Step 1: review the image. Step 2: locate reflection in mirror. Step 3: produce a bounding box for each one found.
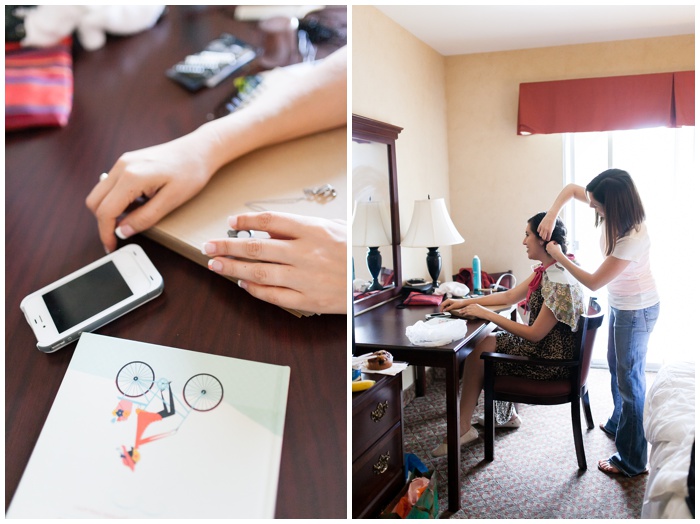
[352,142,393,290]
[352,115,403,314]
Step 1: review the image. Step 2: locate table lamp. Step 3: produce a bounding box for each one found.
[352,198,392,291]
[401,196,464,290]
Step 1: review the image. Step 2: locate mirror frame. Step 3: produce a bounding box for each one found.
[352,114,403,314]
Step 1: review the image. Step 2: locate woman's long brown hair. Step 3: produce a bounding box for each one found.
[585,169,646,256]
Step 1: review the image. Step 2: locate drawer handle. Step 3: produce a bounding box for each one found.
[373,452,390,475]
[371,401,388,422]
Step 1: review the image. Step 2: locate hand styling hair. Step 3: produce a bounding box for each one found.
[585,168,646,256]
[528,212,569,254]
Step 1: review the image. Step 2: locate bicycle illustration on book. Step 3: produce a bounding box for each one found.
[111,361,224,471]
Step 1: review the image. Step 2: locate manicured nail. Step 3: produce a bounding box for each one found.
[238,279,248,290]
[115,224,135,240]
[201,242,216,255]
[228,216,239,228]
[208,259,223,272]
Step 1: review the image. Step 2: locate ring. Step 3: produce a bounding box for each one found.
[99,172,109,181]
[227,229,253,238]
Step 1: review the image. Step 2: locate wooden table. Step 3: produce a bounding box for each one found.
[353,297,501,515]
[5,6,347,518]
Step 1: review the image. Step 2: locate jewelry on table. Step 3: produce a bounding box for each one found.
[227,229,253,238]
[245,184,337,212]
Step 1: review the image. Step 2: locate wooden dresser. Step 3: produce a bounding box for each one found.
[352,372,405,518]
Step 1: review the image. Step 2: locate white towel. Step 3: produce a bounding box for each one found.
[433,281,469,297]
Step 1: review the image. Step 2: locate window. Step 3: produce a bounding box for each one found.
[564,126,696,369]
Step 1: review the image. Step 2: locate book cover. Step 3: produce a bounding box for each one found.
[7,333,291,519]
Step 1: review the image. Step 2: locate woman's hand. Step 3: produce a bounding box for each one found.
[202,212,347,314]
[85,133,217,253]
[545,241,567,263]
[440,298,468,312]
[537,212,558,241]
[456,304,494,320]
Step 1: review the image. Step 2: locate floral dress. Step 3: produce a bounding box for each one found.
[491,263,585,424]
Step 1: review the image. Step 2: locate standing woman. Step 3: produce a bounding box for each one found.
[539,168,659,477]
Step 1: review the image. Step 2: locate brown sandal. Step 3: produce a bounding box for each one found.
[598,424,615,437]
[598,459,621,474]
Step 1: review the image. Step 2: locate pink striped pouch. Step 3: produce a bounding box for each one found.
[5,37,74,131]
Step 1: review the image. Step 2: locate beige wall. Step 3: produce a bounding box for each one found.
[353,6,455,283]
[446,35,695,281]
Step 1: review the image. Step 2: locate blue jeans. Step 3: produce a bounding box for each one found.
[601,303,660,476]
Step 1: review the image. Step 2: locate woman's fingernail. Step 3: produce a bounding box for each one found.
[208,259,223,272]
[201,242,216,255]
[238,279,248,290]
[115,224,135,240]
[228,216,239,228]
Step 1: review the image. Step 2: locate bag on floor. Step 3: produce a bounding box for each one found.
[381,469,438,519]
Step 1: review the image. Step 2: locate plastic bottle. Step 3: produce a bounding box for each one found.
[472,255,481,294]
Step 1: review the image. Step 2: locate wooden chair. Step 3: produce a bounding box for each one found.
[480,298,604,470]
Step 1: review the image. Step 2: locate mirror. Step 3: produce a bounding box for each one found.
[352,114,403,314]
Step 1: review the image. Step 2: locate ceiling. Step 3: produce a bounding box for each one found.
[373,5,696,56]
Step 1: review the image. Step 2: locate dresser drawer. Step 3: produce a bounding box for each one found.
[352,373,402,462]
[352,422,404,519]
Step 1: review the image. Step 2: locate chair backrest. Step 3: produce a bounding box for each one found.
[574,298,605,389]
[452,269,514,292]
[490,270,515,291]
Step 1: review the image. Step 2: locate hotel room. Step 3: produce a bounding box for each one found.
[352,5,695,519]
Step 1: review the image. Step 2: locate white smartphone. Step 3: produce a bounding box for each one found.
[20,244,164,353]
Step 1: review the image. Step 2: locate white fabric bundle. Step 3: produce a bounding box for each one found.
[17,5,165,51]
[406,318,467,347]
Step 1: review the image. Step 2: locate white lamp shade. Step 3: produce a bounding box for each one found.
[402,197,464,247]
[352,200,392,247]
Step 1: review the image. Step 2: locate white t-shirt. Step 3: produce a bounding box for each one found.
[601,222,659,310]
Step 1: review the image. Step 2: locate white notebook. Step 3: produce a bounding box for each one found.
[7,333,291,519]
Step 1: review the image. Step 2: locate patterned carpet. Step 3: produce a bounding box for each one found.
[402,367,656,519]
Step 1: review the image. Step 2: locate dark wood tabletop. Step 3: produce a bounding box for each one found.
[5,6,347,518]
[354,298,490,361]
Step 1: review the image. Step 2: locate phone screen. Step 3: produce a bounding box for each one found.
[42,261,133,333]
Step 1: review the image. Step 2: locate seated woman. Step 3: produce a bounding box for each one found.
[432,212,585,457]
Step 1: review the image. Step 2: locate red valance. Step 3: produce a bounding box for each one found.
[518,71,694,135]
[673,71,695,127]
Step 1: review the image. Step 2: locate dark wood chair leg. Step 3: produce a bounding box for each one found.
[484,362,495,462]
[570,399,587,470]
[581,387,594,430]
